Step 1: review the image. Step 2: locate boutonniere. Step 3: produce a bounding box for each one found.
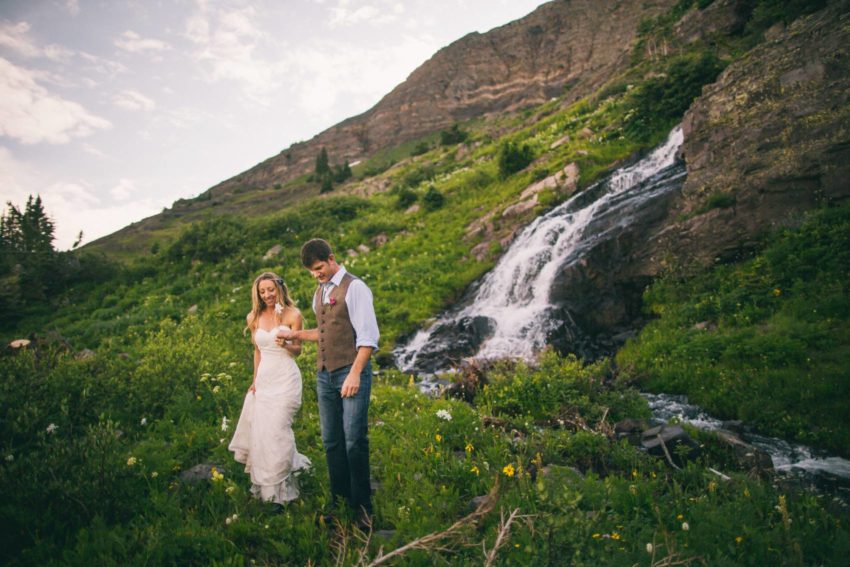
[328,297,337,307]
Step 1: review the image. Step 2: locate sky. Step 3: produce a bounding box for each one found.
[1,0,546,250]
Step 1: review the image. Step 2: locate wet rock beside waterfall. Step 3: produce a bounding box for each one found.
[712,429,774,476]
[641,424,700,465]
[407,316,494,373]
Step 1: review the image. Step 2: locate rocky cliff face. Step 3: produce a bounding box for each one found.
[209,0,676,198]
[546,0,850,358]
[661,0,850,268]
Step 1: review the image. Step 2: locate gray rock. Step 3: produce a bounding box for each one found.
[179,463,226,484]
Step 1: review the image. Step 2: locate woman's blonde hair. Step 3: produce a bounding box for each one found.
[245,271,294,335]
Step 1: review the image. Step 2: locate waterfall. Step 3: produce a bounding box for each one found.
[396,126,685,372]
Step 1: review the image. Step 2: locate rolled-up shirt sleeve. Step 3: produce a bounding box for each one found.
[345,279,380,350]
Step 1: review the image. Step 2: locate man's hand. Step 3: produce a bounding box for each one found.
[341,372,361,398]
[276,328,296,341]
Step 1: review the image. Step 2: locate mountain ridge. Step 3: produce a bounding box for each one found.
[88,0,677,255]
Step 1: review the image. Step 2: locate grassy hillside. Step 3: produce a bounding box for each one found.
[2,1,849,564]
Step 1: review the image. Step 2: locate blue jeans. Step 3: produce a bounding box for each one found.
[316,361,372,515]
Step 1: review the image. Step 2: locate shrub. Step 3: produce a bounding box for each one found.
[439,124,467,146]
[422,186,445,211]
[497,141,535,179]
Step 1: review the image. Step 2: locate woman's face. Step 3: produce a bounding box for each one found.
[258,279,277,308]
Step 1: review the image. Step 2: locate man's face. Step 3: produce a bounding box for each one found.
[308,256,338,283]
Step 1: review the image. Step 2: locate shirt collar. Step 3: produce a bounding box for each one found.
[328,265,347,287]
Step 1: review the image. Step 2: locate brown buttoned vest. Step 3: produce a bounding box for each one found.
[314,272,360,371]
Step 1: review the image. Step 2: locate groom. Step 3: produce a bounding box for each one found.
[277,238,379,528]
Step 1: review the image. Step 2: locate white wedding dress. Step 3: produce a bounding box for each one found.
[229,325,311,503]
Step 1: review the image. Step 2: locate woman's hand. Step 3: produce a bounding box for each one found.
[248,382,256,394]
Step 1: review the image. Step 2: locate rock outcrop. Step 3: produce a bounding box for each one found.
[663,0,850,267]
[214,0,675,197]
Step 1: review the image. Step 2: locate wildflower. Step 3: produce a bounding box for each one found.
[5,454,13,462]
[465,442,474,453]
[592,533,601,539]
[221,416,229,431]
[46,423,58,434]
[140,417,148,426]
[682,522,689,531]
[611,533,621,540]
[196,395,202,401]
[127,456,137,466]
[744,488,750,497]
[200,373,210,382]
[629,484,637,495]
[436,409,452,421]
[470,465,480,475]
[219,438,225,443]
[226,486,236,494]
[211,467,224,482]
[773,288,781,297]
[676,514,683,520]
[646,543,653,554]
[435,433,442,442]
[708,481,717,493]
[502,463,515,477]
[212,385,221,394]
[632,469,638,478]
[735,536,743,544]
[264,524,269,529]
[151,471,159,478]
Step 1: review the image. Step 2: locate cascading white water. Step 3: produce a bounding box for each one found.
[396,126,684,371]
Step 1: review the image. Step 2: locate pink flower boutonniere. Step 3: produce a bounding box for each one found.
[328,297,337,307]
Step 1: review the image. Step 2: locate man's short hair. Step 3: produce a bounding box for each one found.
[301,238,334,267]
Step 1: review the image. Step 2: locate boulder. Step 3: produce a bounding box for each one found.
[179,463,227,484]
[262,244,283,260]
[641,424,700,464]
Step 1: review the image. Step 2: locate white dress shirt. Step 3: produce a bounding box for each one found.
[315,265,380,350]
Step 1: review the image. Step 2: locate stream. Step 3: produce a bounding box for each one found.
[394,125,850,499]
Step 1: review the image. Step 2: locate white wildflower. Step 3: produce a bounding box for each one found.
[646,543,653,554]
[212,385,221,394]
[140,417,147,426]
[5,454,13,462]
[127,456,137,466]
[46,423,58,434]
[436,409,452,421]
[221,416,229,432]
[682,522,689,531]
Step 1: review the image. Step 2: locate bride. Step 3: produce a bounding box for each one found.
[229,271,311,505]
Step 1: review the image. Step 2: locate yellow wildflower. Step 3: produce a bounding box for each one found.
[502,463,515,477]
[435,433,442,442]
[465,442,474,453]
[210,467,224,482]
[735,536,743,544]
[470,465,480,475]
[676,514,684,521]
[127,456,137,466]
[611,533,621,540]
[773,288,781,297]
[592,533,601,539]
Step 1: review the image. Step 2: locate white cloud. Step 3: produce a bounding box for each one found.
[0,57,112,144]
[79,51,128,76]
[65,0,80,17]
[40,180,160,249]
[113,89,156,111]
[185,2,278,105]
[281,34,436,118]
[328,1,402,29]
[110,178,135,200]
[0,20,75,61]
[0,21,40,57]
[114,30,171,54]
